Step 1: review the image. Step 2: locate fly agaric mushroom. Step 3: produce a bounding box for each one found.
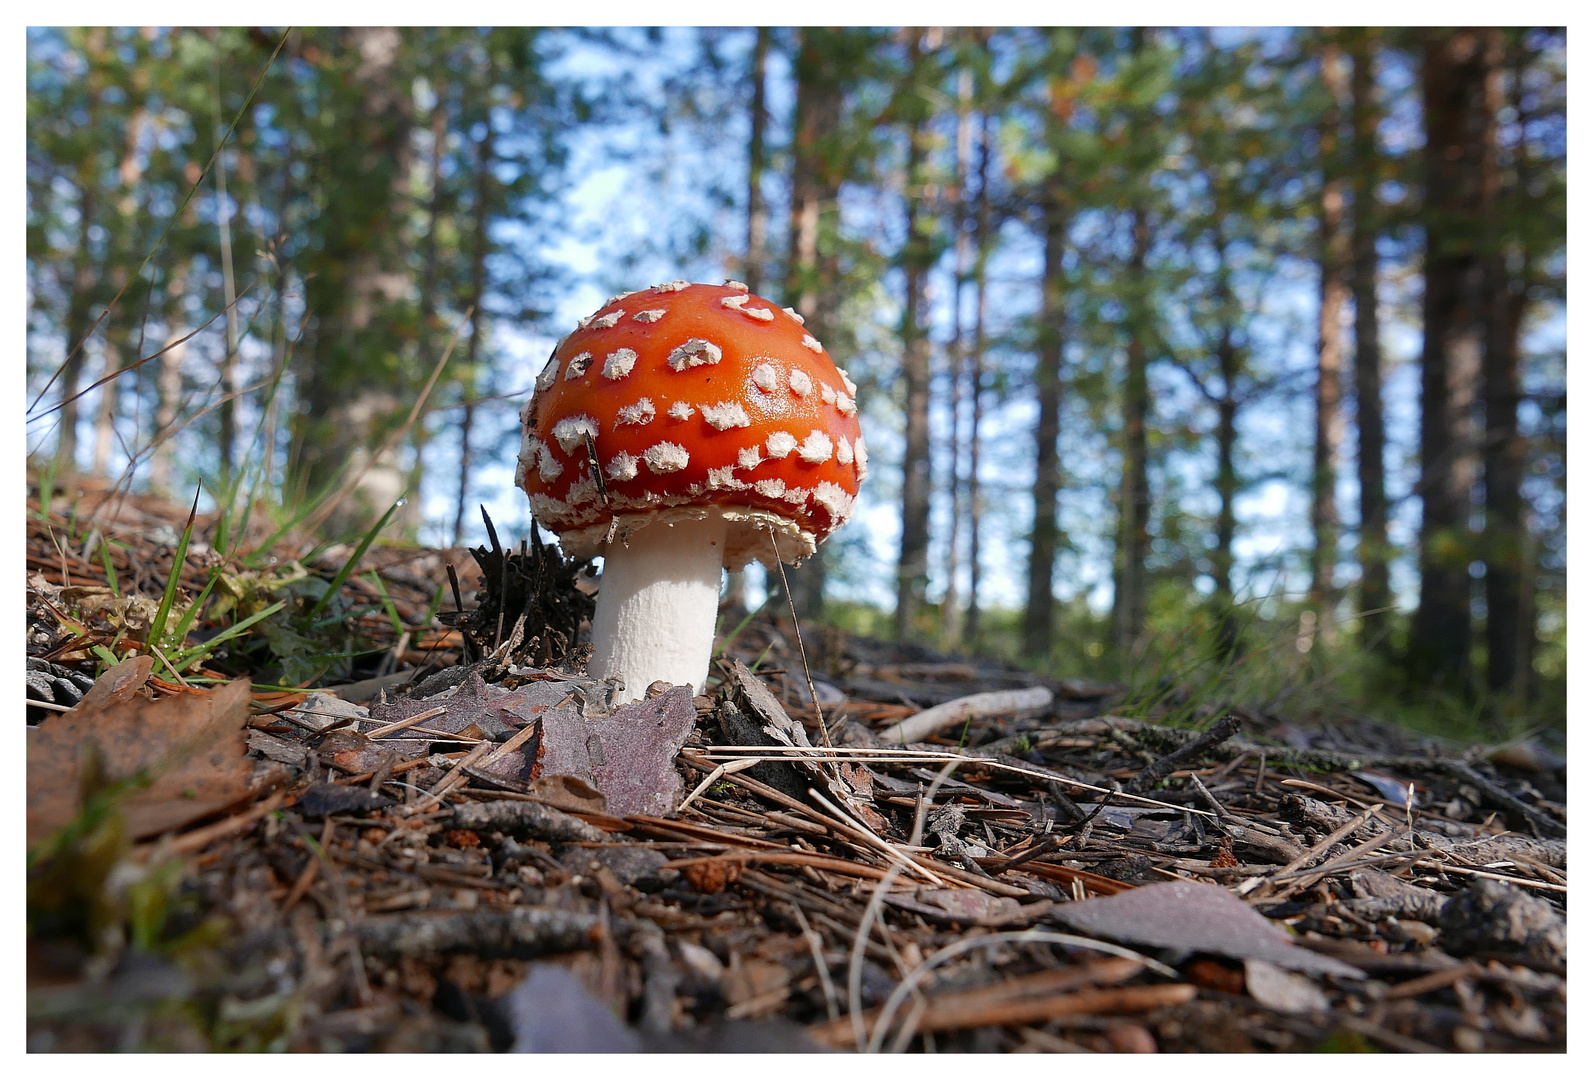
[518,281,866,701]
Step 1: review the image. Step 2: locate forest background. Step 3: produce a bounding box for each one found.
[23,26,1567,735]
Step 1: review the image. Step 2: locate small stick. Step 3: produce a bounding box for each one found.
[478,717,542,770]
[878,686,1054,746]
[385,725,483,743]
[1188,772,1231,824]
[1122,714,1242,795]
[1268,803,1384,879]
[364,705,448,739]
[1383,964,1480,1001]
[788,902,841,1023]
[334,755,431,787]
[988,835,1060,873]
[156,789,287,857]
[410,742,495,812]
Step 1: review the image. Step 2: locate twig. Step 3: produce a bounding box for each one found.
[878,686,1053,746]
[363,706,449,738]
[699,744,1218,819]
[1121,713,1242,794]
[150,789,287,857]
[862,930,1180,1054]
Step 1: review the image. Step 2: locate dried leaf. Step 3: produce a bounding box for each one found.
[27,679,274,844]
[1245,959,1330,1014]
[1052,880,1365,980]
[315,730,392,775]
[522,774,607,815]
[885,888,1035,926]
[73,654,154,711]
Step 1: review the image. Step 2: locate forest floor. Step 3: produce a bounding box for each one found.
[25,482,1567,1053]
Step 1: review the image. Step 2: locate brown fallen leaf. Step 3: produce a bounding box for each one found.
[1051,879,1366,980]
[1244,958,1330,1014]
[884,887,1034,927]
[73,654,155,712]
[523,774,608,815]
[27,678,280,845]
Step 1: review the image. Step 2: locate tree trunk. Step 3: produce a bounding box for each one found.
[1209,225,1243,662]
[743,27,769,296]
[964,110,992,646]
[722,27,771,618]
[895,35,934,642]
[292,27,415,534]
[92,336,122,478]
[211,31,241,481]
[1409,29,1495,694]
[454,128,493,547]
[55,114,104,480]
[1023,186,1068,659]
[1481,27,1527,698]
[92,101,151,482]
[1113,206,1152,657]
[1348,28,1392,652]
[1213,337,1239,609]
[1310,37,1349,617]
[941,66,973,650]
[150,265,192,498]
[403,80,449,539]
[780,28,845,621]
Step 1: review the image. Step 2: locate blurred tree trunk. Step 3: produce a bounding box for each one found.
[410,78,448,539]
[1410,29,1496,694]
[149,265,191,497]
[1113,205,1152,657]
[1482,28,1528,698]
[1210,222,1243,660]
[93,101,150,481]
[1023,182,1068,659]
[963,110,992,647]
[1213,335,1239,607]
[723,27,770,618]
[54,30,108,481]
[1112,28,1154,660]
[293,27,415,534]
[781,28,844,621]
[211,32,241,481]
[895,32,935,642]
[1310,36,1349,617]
[454,127,493,546]
[743,28,769,297]
[1348,28,1391,653]
[941,66,974,650]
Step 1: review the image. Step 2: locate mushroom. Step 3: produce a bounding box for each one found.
[519,281,866,701]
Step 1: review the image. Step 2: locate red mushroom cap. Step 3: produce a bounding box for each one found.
[518,281,866,568]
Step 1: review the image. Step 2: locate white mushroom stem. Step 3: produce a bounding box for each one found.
[588,512,729,703]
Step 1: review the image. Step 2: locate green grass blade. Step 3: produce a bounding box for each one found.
[365,571,405,637]
[166,571,221,649]
[147,487,201,652]
[35,455,59,521]
[169,599,287,672]
[100,540,120,597]
[307,499,403,620]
